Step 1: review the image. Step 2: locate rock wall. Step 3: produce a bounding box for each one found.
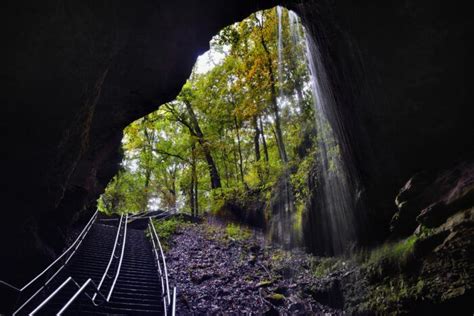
[296,0,474,249]
[353,161,474,314]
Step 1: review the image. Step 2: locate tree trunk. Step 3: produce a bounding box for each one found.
[253,116,261,162]
[194,172,199,216]
[190,143,198,217]
[190,178,195,217]
[183,100,221,189]
[259,116,269,162]
[222,129,231,186]
[234,116,245,183]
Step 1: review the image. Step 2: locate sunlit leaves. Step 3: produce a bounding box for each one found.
[99,7,321,217]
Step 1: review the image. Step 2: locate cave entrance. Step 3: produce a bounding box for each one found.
[99,7,358,256]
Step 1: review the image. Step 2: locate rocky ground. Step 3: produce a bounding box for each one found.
[164,161,474,315]
[166,218,346,315]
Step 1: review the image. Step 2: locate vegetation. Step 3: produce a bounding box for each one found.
[312,257,346,278]
[366,236,417,267]
[225,223,252,241]
[363,275,426,314]
[149,216,190,250]
[97,7,324,243]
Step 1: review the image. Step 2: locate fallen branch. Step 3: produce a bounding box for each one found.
[258,288,273,308]
[259,263,272,279]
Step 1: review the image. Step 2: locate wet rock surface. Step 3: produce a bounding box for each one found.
[166,221,343,314]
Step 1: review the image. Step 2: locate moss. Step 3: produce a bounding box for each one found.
[202,223,220,241]
[312,257,345,278]
[292,202,304,234]
[365,235,417,274]
[225,223,252,241]
[270,249,287,264]
[416,224,435,239]
[365,275,428,314]
[415,279,425,295]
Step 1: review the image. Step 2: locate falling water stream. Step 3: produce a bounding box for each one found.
[298,12,357,254]
[269,6,296,248]
[277,6,284,95]
[273,8,357,255]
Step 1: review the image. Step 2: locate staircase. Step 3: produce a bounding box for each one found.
[9,214,171,315]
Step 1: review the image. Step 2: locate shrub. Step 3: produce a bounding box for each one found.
[149,216,189,250]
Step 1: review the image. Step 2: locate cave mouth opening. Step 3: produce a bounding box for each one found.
[99,6,360,256]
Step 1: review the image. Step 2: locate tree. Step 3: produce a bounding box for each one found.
[99,6,321,246]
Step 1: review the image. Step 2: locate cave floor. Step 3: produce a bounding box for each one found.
[166,219,343,314]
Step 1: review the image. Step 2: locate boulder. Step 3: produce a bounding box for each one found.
[417,182,474,228]
[391,161,474,237]
[310,279,344,309]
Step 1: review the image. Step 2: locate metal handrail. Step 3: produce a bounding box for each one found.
[0,280,21,292]
[149,228,167,315]
[107,214,128,301]
[30,215,129,315]
[57,278,106,316]
[92,214,124,302]
[57,279,93,315]
[11,210,99,315]
[29,277,108,315]
[29,277,74,315]
[149,218,171,305]
[149,217,179,316]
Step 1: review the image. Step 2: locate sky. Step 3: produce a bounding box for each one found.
[194,45,229,74]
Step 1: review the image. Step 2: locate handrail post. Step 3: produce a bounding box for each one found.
[171,287,177,316]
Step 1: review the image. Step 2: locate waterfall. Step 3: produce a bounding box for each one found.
[288,11,302,44]
[276,6,283,97]
[269,6,297,248]
[289,11,357,255]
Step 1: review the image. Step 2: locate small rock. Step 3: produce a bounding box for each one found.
[256,280,273,288]
[275,285,289,295]
[266,293,286,305]
[250,244,261,253]
[191,273,215,284]
[248,254,257,264]
[289,302,305,312]
[264,306,279,316]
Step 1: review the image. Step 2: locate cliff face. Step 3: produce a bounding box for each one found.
[297,0,474,248]
[0,0,472,283]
